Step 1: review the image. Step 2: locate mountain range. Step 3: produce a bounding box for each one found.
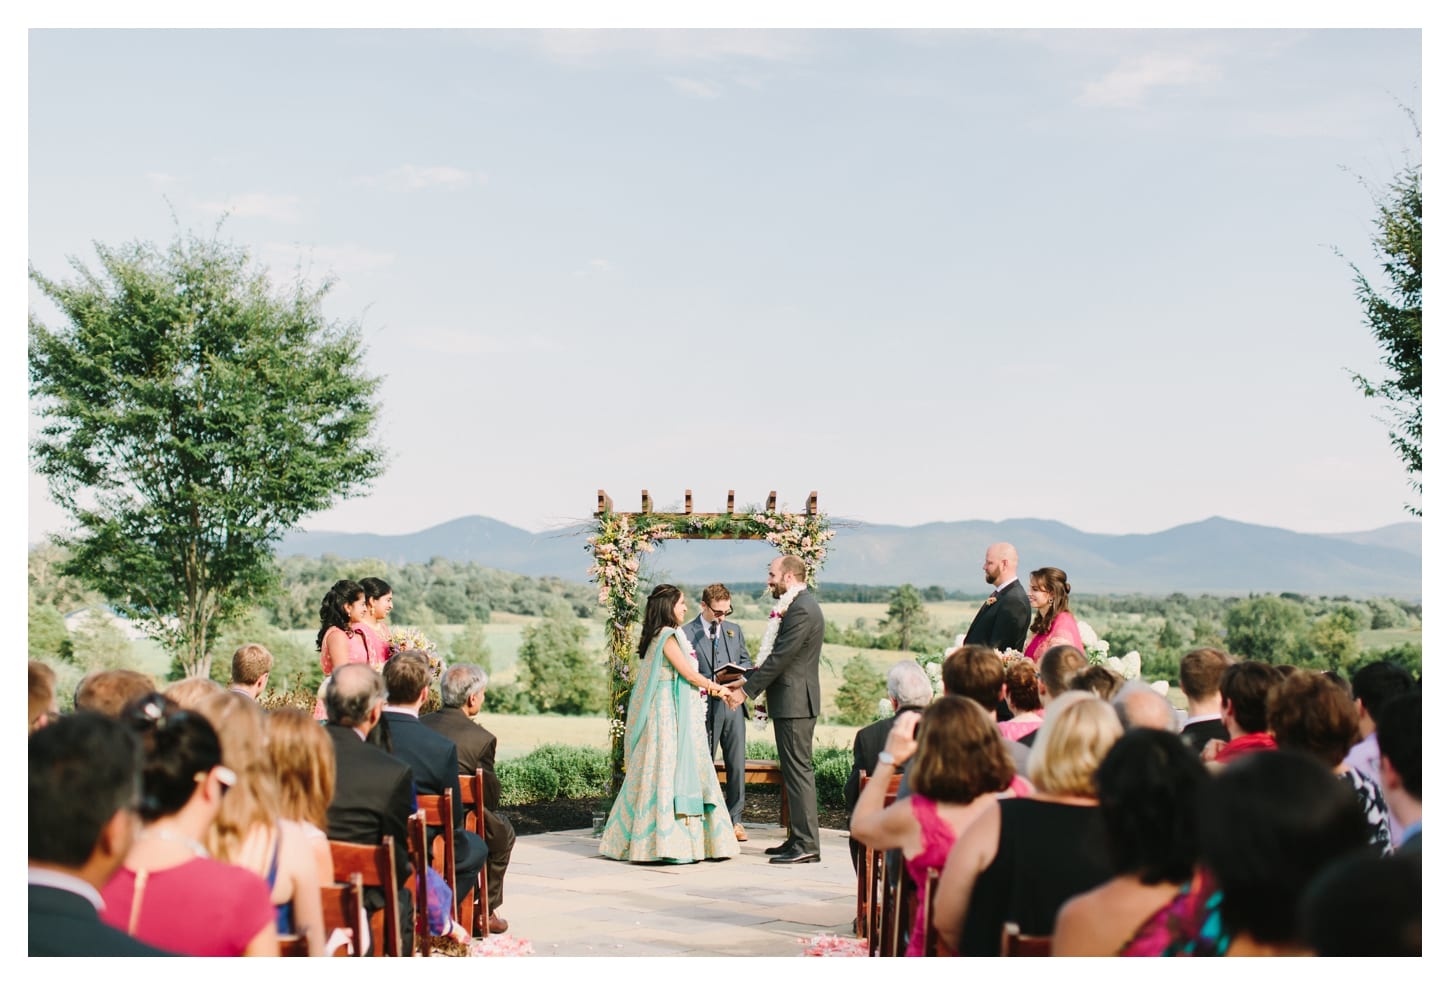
[276,515,1422,598]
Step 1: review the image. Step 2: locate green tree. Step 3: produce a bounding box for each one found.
[517,606,603,714]
[28,601,73,662]
[449,615,494,674]
[879,584,931,652]
[1347,156,1421,513]
[1305,609,1363,674]
[834,653,886,726]
[1157,619,1184,654]
[1224,596,1307,663]
[67,608,138,671]
[29,230,385,679]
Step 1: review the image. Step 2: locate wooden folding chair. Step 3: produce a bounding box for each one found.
[1000,921,1053,957]
[329,836,403,956]
[883,861,916,957]
[407,810,432,956]
[318,872,367,957]
[920,867,948,957]
[456,769,492,937]
[853,768,902,954]
[277,934,308,957]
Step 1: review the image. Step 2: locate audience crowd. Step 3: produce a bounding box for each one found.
[28,547,1421,957]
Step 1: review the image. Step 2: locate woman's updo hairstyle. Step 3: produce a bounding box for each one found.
[317,578,365,651]
[360,576,392,603]
[122,693,224,822]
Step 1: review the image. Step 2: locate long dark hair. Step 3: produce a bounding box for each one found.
[317,579,365,652]
[1028,566,1072,637]
[636,584,683,659]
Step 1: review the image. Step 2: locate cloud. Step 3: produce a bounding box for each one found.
[256,241,397,283]
[197,192,304,222]
[509,29,812,68]
[666,75,723,99]
[356,164,487,191]
[409,326,565,356]
[1077,51,1222,107]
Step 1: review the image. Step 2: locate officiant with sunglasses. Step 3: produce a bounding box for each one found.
[683,583,755,843]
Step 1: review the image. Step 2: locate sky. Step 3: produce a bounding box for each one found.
[19,12,1428,550]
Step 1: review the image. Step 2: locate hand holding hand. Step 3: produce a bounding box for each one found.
[724,687,747,711]
[1201,738,1226,763]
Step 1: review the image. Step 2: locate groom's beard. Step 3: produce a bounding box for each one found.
[770,584,785,599]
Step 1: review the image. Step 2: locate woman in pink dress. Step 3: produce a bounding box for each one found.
[313,579,372,719]
[1024,566,1082,663]
[850,696,1021,956]
[356,576,394,667]
[999,658,1045,742]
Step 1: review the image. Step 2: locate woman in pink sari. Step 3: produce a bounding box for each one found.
[313,579,372,719]
[1024,567,1082,663]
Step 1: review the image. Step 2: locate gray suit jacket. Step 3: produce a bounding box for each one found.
[743,590,823,719]
[683,614,753,681]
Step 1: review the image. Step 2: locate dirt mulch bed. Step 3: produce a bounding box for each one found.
[505,788,851,836]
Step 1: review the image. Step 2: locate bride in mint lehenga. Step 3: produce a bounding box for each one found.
[600,584,741,864]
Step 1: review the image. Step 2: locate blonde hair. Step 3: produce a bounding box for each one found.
[1026,691,1122,797]
[163,676,224,710]
[267,707,336,831]
[194,690,281,870]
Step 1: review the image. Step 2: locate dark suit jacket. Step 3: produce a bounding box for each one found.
[325,723,415,896]
[1180,717,1230,756]
[29,883,173,956]
[421,706,502,811]
[964,580,1031,653]
[743,590,823,718]
[373,711,468,832]
[843,706,922,818]
[683,614,753,681]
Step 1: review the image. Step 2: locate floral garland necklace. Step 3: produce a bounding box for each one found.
[755,584,806,665]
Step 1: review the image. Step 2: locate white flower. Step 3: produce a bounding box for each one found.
[877,698,894,720]
[1077,620,1098,647]
[1149,680,1170,696]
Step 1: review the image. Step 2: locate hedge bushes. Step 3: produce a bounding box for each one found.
[497,740,851,811]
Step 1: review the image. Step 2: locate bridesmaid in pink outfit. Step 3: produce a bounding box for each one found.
[1023,567,1082,663]
[356,576,394,667]
[313,579,371,719]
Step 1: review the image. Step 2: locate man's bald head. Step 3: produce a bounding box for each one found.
[325,663,386,729]
[1113,683,1179,732]
[982,542,1019,588]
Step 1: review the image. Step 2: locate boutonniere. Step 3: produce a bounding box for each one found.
[984,596,997,607]
[726,629,736,638]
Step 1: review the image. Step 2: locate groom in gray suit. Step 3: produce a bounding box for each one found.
[726,554,825,864]
[682,583,753,843]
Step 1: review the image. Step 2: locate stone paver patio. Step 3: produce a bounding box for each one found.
[491,820,858,957]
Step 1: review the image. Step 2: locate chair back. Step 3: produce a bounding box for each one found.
[855,768,903,955]
[277,933,308,957]
[329,836,403,956]
[1001,921,1053,957]
[318,872,367,957]
[457,769,486,836]
[454,770,490,936]
[407,811,432,956]
[921,867,946,957]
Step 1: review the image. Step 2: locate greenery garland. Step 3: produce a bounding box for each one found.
[587,506,835,797]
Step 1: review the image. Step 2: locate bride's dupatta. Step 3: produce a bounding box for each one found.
[626,627,710,818]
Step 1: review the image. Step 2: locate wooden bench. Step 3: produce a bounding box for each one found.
[715,759,788,828]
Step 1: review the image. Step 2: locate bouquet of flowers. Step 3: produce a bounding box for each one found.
[388,627,444,678]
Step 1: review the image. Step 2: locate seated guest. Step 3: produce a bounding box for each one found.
[74,669,156,718]
[229,643,275,700]
[851,696,1022,956]
[1070,665,1125,702]
[29,660,59,733]
[422,662,517,932]
[1205,660,1278,765]
[843,659,933,874]
[101,695,278,956]
[1346,661,1416,844]
[1268,669,1392,855]
[1177,647,1232,755]
[1298,852,1421,956]
[1053,729,1207,955]
[1019,644,1089,748]
[267,708,338,883]
[324,663,417,954]
[162,676,224,710]
[196,690,326,956]
[999,659,1044,742]
[1112,681,1179,732]
[29,713,171,956]
[933,692,1122,955]
[1187,750,1370,956]
[372,653,491,931]
[1375,691,1422,854]
[941,645,1031,774]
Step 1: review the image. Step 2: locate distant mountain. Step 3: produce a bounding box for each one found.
[276,515,1421,599]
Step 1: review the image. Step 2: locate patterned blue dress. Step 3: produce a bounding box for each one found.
[599,628,740,863]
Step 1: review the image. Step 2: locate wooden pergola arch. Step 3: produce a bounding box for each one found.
[591,488,826,796]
